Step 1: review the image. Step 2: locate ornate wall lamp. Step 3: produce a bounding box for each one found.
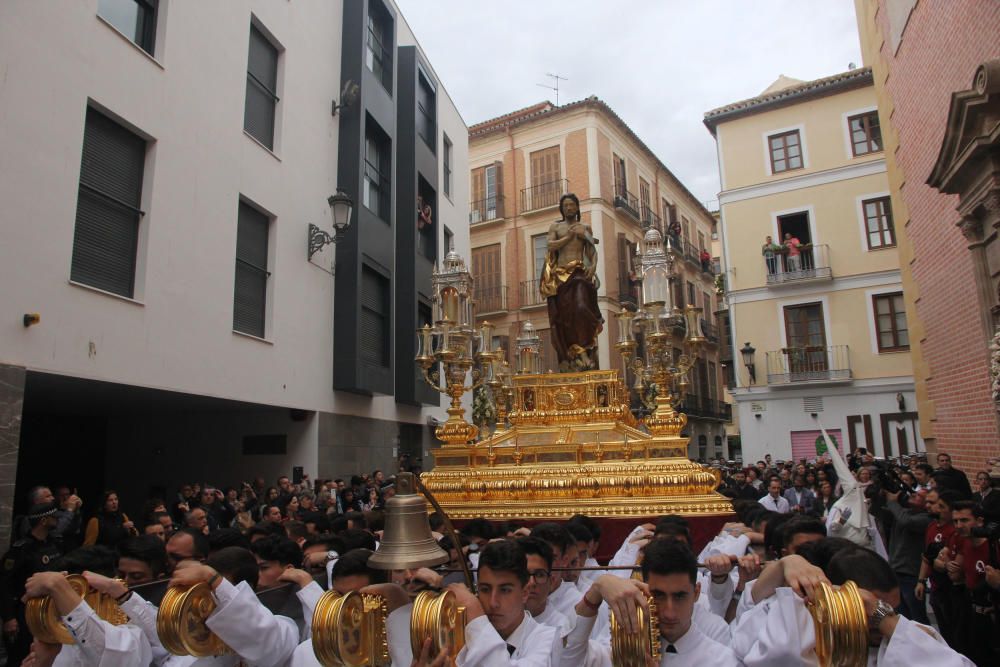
[307,190,353,261]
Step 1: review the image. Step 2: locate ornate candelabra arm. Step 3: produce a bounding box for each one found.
[419,366,452,395]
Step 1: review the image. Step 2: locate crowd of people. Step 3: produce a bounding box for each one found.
[0,451,996,666]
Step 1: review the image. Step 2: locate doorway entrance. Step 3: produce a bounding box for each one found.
[777,211,812,272]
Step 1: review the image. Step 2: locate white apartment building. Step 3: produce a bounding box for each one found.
[0,0,469,532]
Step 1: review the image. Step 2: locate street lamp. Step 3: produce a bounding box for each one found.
[308,190,354,260]
[740,342,756,384]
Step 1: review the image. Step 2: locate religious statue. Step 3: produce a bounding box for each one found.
[540,193,603,372]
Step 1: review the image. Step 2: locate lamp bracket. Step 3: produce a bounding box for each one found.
[308,223,340,261]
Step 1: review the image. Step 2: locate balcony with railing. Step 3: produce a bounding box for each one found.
[614,186,640,220]
[473,285,509,316]
[469,195,505,224]
[700,319,719,344]
[766,244,832,285]
[765,345,852,385]
[640,204,661,230]
[519,279,546,308]
[520,179,567,213]
[682,394,733,422]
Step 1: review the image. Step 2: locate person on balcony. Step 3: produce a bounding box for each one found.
[761,236,781,275]
[783,233,803,272]
[541,193,603,372]
[700,249,712,272]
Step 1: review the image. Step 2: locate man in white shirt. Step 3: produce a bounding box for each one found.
[730,545,974,666]
[163,548,300,666]
[445,540,561,666]
[529,524,584,617]
[758,479,790,513]
[516,537,572,637]
[21,571,152,667]
[562,539,740,666]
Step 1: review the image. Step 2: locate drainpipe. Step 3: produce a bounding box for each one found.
[508,126,521,338]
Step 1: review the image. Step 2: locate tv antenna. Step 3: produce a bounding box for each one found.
[536,72,568,106]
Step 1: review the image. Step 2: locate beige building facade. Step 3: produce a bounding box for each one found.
[468,98,731,460]
[705,69,921,464]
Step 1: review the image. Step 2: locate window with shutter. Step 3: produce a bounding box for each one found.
[417,72,436,151]
[233,202,270,337]
[532,234,548,282]
[71,107,146,298]
[529,146,561,210]
[360,266,390,366]
[244,24,279,150]
[363,116,392,222]
[613,154,626,197]
[472,245,502,312]
[617,234,631,297]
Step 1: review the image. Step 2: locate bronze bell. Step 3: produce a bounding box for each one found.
[368,472,450,570]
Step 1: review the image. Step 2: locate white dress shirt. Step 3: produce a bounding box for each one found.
[547,580,584,618]
[758,494,790,513]
[159,579,299,667]
[457,611,560,667]
[562,612,740,666]
[118,591,167,664]
[51,599,152,667]
[731,587,975,666]
[533,602,573,638]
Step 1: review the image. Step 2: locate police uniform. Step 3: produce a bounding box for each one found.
[0,503,64,665]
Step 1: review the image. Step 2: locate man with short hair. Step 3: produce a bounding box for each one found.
[913,463,934,493]
[934,452,973,498]
[185,507,209,535]
[530,523,584,617]
[942,501,999,664]
[250,535,302,590]
[448,540,561,665]
[263,504,283,524]
[165,527,209,573]
[516,536,571,638]
[758,478,790,513]
[116,535,167,586]
[881,485,931,624]
[783,475,815,514]
[915,489,959,647]
[564,539,740,665]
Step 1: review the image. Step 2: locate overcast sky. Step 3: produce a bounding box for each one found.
[395,0,863,206]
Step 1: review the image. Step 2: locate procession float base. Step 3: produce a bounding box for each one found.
[421,369,733,554]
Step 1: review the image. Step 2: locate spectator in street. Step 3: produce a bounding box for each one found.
[116,534,167,586]
[185,507,210,534]
[759,478,790,513]
[880,485,931,624]
[783,474,816,514]
[934,452,973,497]
[83,490,137,547]
[815,480,838,520]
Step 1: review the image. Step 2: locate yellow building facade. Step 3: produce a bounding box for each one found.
[468,97,733,460]
[705,69,921,463]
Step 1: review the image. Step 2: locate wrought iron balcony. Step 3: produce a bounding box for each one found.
[700,319,718,343]
[473,285,509,316]
[519,279,546,308]
[641,205,661,230]
[520,179,567,213]
[469,195,505,224]
[614,186,640,220]
[765,244,832,285]
[618,291,639,308]
[765,344,852,385]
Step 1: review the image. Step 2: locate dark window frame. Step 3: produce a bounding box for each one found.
[442,134,452,198]
[768,130,803,173]
[363,116,392,222]
[70,107,147,298]
[360,265,391,367]
[873,292,909,352]
[416,71,436,152]
[97,0,158,55]
[366,2,393,94]
[862,196,896,249]
[848,111,882,156]
[233,200,271,338]
[244,23,280,150]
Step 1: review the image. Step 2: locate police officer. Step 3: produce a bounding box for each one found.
[0,502,63,665]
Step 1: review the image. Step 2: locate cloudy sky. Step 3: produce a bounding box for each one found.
[395,0,863,206]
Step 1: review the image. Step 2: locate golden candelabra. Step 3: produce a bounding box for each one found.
[615,226,705,439]
[416,248,497,446]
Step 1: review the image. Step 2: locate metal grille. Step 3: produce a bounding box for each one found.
[802,397,824,413]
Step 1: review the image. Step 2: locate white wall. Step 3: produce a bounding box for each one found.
[734,384,920,462]
[0,1,468,429]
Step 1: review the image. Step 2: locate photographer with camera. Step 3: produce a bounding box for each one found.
[879,476,932,624]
